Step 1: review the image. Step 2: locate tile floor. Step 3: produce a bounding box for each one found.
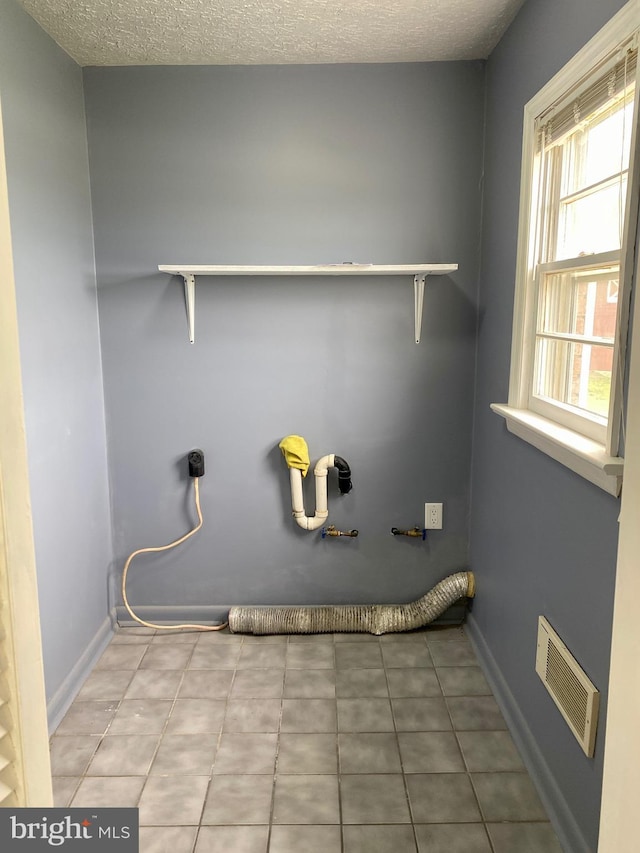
[50,624,563,852]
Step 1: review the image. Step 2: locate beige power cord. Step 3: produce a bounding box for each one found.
[121,477,228,632]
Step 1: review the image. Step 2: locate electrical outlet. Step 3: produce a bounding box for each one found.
[188,449,205,478]
[425,502,443,530]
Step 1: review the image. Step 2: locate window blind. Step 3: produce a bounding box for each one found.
[536,40,638,148]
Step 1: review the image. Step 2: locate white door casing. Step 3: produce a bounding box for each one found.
[0,94,53,807]
[598,227,640,850]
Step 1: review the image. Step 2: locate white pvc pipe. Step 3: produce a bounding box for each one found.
[289,454,335,530]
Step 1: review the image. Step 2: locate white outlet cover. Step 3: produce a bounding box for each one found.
[425,502,443,529]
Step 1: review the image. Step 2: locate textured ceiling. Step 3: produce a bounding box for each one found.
[18,0,524,66]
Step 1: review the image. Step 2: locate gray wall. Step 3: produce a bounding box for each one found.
[470,0,628,850]
[0,0,113,713]
[1,0,628,839]
[82,63,484,615]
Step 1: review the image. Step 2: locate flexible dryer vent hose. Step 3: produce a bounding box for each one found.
[228,570,475,636]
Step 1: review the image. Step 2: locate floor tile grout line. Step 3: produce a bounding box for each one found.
[329,636,346,853]
[383,640,420,853]
[324,632,344,853]
[201,632,246,825]
[75,638,154,808]
[159,632,244,840]
[264,634,288,852]
[193,631,246,844]
[276,634,343,848]
[450,628,543,847]
[130,631,193,812]
[151,634,194,737]
[448,720,498,853]
[58,632,149,806]
[431,652,493,845]
[50,726,104,783]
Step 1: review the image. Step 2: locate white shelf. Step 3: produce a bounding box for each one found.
[158,263,458,343]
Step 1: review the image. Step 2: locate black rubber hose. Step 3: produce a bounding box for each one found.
[333,455,352,494]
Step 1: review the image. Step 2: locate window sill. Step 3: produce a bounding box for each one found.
[490,404,623,497]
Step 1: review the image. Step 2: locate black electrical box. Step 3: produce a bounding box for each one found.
[188,449,205,478]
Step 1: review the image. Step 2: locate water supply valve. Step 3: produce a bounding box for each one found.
[391,526,427,540]
[322,525,359,538]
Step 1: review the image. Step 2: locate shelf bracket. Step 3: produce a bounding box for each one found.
[183,274,196,344]
[414,274,427,344]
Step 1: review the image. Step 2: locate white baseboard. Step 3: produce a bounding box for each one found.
[465,612,592,853]
[46,613,115,734]
[115,604,229,626]
[115,601,465,628]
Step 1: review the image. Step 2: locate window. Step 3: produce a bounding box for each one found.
[492,3,640,496]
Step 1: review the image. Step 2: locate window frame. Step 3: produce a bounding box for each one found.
[493,1,640,496]
[530,254,620,444]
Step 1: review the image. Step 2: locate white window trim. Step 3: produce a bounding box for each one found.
[493,0,640,497]
[491,404,624,495]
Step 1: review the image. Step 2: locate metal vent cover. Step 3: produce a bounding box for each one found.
[536,616,600,757]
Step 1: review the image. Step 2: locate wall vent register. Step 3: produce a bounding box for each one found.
[536,615,600,757]
[158,263,458,344]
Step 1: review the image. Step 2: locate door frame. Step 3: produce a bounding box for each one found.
[598,237,640,849]
[0,95,53,807]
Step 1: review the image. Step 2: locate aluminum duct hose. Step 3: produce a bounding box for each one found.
[228,570,475,636]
